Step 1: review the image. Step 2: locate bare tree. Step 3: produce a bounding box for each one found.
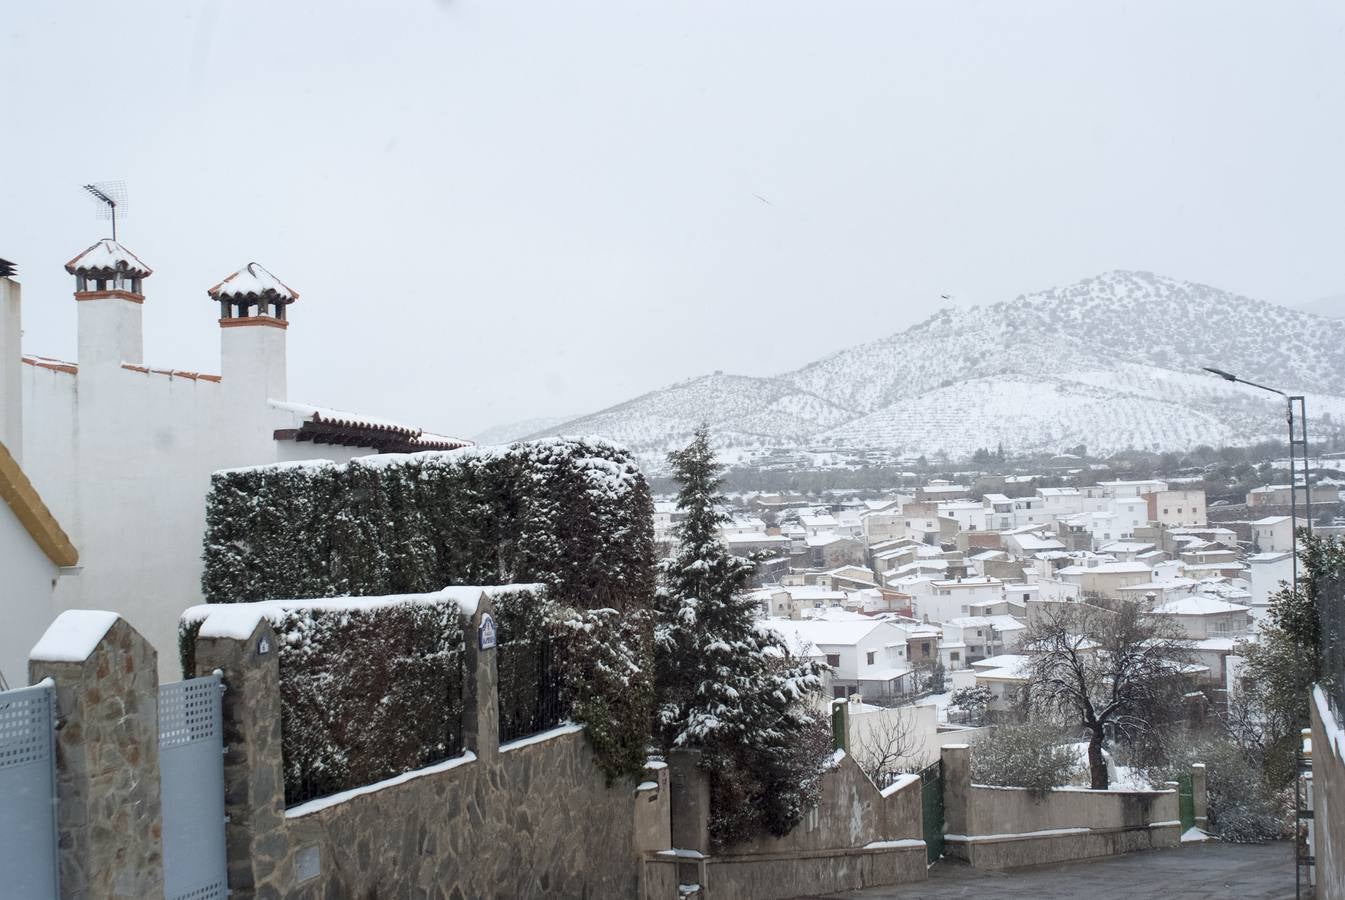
[853,707,928,787]
[1022,601,1192,789]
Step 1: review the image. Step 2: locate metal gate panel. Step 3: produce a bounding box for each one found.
[159,674,228,900]
[920,760,944,865]
[0,682,59,898]
[1178,773,1195,831]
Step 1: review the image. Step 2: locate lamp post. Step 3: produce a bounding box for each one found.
[1202,367,1312,590]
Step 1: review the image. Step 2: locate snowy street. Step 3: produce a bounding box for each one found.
[811,841,1295,899]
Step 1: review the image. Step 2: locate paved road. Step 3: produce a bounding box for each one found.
[811,841,1297,899]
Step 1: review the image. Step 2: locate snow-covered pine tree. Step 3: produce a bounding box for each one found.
[655,426,830,847]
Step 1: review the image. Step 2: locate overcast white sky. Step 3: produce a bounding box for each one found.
[3,1,1343,438]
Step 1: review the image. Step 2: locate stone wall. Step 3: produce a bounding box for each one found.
[648,749,926,899]
[191,593,667,899]
[29,612,165,899]
[1312,687,1345,900]
[941,743,1182,870]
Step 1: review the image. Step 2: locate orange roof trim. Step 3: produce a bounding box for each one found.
[0,441,78,568]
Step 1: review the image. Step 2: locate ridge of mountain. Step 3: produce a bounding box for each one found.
[522,270,1345,464]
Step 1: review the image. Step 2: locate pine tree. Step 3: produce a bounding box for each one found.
[655,426,830,846]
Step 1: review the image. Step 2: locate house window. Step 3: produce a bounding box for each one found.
[921,642,931,657]
[950,651,961,662]
[833,686,848,699]
[866,650,876,666]
[826,653,841,668]
[1023,593,1030,601]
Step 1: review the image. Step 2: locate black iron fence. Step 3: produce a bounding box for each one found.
[497,637,569,744]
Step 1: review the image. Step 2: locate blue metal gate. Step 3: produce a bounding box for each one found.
[159,674,228,900]
[0,681,59,898]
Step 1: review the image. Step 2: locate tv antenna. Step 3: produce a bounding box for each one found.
[82,181,128,241]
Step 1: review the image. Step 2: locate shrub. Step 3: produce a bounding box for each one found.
[1144,734,1289,842]
[971,722,1081,794]
[202,438,656,614]
[183,592,469,807]
[705,711,834,849]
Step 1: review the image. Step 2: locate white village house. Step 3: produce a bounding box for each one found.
[0,244,467,682]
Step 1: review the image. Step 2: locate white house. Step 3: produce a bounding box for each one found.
[1151,594,1251,640]
[2,243,468,678]
[969,654,1032,711]
[1144,489,1207,527]
[909,576,1005,624]
[1250,516,1301,553]
[941,615,1026,667]
[767,614,915,700]
[1246,551,1294,619]
[0,439,79,688]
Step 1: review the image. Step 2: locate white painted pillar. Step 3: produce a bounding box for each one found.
[0,277,21,460]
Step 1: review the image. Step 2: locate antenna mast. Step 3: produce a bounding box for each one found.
[82,181,128,240]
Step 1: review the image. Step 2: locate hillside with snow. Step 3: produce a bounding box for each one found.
[521,271,1345,466]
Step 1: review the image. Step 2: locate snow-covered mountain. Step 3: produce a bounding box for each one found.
[1298,292,1345,320]
[473,415,577,446]
[522,271,1345,465]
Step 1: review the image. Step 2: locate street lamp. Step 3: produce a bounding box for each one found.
[1201,367,1313,589]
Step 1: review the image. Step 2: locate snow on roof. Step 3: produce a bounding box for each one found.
[29,610,121,663]
[858,666,911,682]
[725,532,790,544]
[948,615,1026,631]
[1251,516,1292,526]
[1011,535,1066,551]
[208,262,299,302]
[931,576,1002,588]
[1118,578,1197,592]
[971,654,1032,681]
[765,617,890,648]
[1037,487,1081,496]
[64,239,152,276]
[1247,551,1293,563]
[1099,541,1155,553]
[1152,595,1250,616]
[806,533,856,547]
[1057,561,1153,575]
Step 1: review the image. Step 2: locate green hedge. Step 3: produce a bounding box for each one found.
[202,438,656,612]
[183,593,469,808]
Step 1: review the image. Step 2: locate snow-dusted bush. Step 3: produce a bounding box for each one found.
[553,606,655,782]
[1144,735,1289,843]
[183,594,469,807]
[202,438,656,613]
[971,723,1081,794]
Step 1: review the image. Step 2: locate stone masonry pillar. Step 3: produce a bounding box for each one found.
[1191,763,1209,830]
[29,612,165,899]
[194,617,289,898]
[463,593,500,766]
[941,743,971,859]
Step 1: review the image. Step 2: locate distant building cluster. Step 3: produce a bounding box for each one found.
[654,474,1342,725]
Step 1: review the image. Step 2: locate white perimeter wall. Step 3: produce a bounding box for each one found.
[0,499,59,687]
[16,341,370,680]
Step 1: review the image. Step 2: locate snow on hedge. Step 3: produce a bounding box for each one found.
[179,588,486,806]
[201,438,655,613]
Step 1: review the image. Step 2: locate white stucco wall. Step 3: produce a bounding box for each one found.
[12,279,384,680]
[0,498,60,688]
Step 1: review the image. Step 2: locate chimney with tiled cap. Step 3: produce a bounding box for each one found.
[210,262,295,408]
[66,239,152,370]
[1,257,21,460]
